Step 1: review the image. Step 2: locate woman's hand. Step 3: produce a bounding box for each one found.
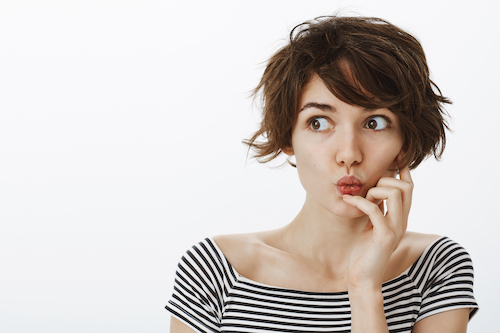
[342,165,413,292]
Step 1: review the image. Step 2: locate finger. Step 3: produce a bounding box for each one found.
[364,187,403,222]
[378,200,385,214]
[343,195,385,221]
[375,177,413,215]
[344,194,399,239]
[398,165,413,186]
[344,194,406,246]
[365,186,407,236]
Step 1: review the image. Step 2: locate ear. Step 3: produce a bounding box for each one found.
[393,149,407,175]
[396,149,406,166]
[282,146,294,156]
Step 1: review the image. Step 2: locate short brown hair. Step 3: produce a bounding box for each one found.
[244,16,450,169]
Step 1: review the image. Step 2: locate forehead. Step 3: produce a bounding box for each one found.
[300,56,396,111]
[299,75,380,114]
[299,75,333,106]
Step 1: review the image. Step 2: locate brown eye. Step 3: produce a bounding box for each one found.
[367,119,378,129]
[312,119,321,130]
[308,117,330,131]
[365,116,389,130]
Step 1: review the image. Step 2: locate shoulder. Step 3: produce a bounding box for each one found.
[175,238,234,281]
[407,235,479,322]
[400,231,442,256]
[400,233,476,290]
[380,231,441,281]
[394,232,473,272]
[171,237,243,300]
[167,238,234,332]
[389,232,440,269]
[212,232,259,260]
[401,232,472,265]
[420,235,475,273]
[212,230,282,279]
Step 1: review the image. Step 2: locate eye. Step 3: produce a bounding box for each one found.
[365,116,389,130]
[308,117,332,131]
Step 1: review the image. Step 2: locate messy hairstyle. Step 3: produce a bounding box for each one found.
[244,15,450,169]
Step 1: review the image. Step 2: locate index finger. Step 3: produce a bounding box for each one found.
[398,165,413,185]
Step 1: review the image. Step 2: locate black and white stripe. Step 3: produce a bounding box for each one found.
[166,237,478,333]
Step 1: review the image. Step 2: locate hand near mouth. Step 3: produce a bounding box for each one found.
[341,165,413,293]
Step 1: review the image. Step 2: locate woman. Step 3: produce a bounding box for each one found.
[166,16,479,332]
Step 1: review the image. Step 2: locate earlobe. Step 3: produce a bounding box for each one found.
[282,146,294,156]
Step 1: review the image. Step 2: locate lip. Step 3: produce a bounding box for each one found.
[336,176,364,196]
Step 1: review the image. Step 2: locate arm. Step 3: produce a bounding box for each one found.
[343,164,413,333]
[170,316,199,333]
[412,309,470,333]
[343,167,475,332]
[413,237,478,332]
[165,239,224,333]
[348,288,389,332]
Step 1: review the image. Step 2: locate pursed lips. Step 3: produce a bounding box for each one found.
[336,176,364,196]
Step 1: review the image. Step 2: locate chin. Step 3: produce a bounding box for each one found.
[331,201,367,219]
[342,208,366,219]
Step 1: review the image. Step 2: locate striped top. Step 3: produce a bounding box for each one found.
[166,236,478,333]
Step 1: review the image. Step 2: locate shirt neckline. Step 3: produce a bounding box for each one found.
[207,235,446,296]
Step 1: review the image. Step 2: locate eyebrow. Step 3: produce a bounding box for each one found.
[299,102,335,112]
[299,102,380,113]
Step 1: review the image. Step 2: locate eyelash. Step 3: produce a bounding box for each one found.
[364,115,392,131]
[307,116,332,132]
[306,115,392,132]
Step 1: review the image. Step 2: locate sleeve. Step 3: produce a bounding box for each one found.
[166,240,225,333]
[416,238,479,323]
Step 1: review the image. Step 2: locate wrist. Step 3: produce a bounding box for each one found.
[348,280,382,295]
[348,287,388,333]
[348,286,384,303]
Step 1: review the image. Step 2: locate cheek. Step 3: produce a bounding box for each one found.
[295,150,321,183]
[293,145,330,191]
[370,143,402,176]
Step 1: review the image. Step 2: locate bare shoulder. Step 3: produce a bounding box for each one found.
[397,231,442,261]
[400,231,442,250]
[212,232,259,263]
[387,231,442,279]
[212,231,278,277]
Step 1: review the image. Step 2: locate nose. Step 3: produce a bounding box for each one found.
[335,128,363,169]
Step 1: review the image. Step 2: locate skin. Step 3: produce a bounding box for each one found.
[170,75,471,332]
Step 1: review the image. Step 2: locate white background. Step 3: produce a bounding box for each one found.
[0,0,498,332]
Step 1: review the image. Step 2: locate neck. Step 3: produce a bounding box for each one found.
[279,194,371,266]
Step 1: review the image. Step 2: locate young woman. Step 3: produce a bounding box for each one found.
[166,16,479,332]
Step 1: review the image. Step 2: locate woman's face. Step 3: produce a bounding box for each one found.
[285,75,404,218]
